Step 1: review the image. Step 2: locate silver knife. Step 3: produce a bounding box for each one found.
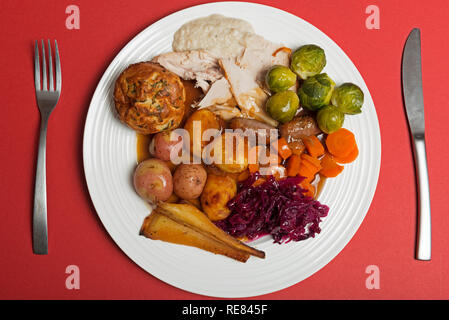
[402,28,431,260]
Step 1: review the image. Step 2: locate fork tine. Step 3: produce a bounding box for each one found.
[34,40,40,90]
[55,40,61,92]
[47,40,54,91]
[41,40,47,91]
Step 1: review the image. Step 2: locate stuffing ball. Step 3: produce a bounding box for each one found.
[113,62,185,134]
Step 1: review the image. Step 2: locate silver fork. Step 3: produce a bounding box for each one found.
[33,40,61,254]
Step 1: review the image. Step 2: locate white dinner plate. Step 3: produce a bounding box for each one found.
[83,2,381,298]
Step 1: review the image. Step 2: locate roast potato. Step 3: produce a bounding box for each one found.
[173,164,207,200]
[133,158,173,202]
[183,109,223,158]
[200,174,237,221]
[205,133,248,173]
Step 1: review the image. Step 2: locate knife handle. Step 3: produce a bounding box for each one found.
[412,134,431,260]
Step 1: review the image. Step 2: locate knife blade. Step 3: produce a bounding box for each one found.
[402,28,431,261]
[403,29,425,135]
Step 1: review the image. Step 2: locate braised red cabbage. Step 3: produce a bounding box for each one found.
[215,173,329,244]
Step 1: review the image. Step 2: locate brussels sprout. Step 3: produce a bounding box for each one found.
[331,83,364,114]
[265,65,297,93]
[316,105,345,134]
[298,73,335,111]
[266,91,299,123]
[291,44,326,79]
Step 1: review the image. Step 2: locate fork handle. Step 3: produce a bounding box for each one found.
[33,115,49,254]
[413,134,431,261]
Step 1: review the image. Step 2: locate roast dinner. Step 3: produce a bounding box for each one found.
[112,14,363,262]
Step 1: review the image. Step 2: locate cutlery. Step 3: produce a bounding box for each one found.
[402,28,431,261]
[33,40,61,254]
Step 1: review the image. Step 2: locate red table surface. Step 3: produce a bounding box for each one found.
[1,0,448,300]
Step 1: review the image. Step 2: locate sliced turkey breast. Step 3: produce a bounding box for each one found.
[219,56,278,127]
[152,50,223,92]
[197,77,234,108]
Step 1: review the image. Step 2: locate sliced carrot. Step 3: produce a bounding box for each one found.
[326,128,357,158]
[266,152,282,167]
[272,47,292,57]
[307,185,316,198]
[302,135,325,158]
[248,145,279,169]
[320,153,344,178]
[301,158,320,176]
[298,163,315,180]
[299,180,316,198]
[302,175,313,184]
[288,140,306,156]
[252,178,266,187]
[272,137,292,160]
[286,154,301,177]
[272,165,287,180]
[333,143,359,164]
[237,169,250,182]
[247,146,260,173]
[262,165,287,180]
[248,163,259,173]
[301,154,322,170]
[259,149,281,169]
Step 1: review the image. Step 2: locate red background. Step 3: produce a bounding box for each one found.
[1,0,448,299]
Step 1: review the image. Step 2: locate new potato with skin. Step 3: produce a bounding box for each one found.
[153,130,183,161]
[133,158,173,202]
[173,164,207,200]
